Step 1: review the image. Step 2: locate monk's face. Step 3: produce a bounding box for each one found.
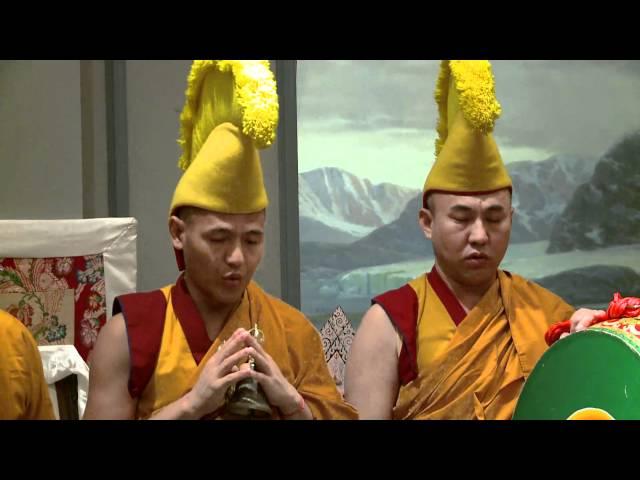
[170,208,265,307]
[419,189,513,288]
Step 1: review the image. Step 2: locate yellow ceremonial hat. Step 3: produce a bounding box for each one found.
[170,60,279,216]
[423,60,511,198]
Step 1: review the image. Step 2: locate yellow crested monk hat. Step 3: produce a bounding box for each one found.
[422,60,511,206]
[170,60,279,270]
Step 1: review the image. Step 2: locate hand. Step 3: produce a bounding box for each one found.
[559,308,607,340]
[185,328,254,418]
[243,334,301,415]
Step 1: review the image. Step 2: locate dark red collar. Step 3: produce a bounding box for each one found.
[427,266,468,326]
[170,275,213,365]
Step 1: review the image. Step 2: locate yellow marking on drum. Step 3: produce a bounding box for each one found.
[567,407,615,420]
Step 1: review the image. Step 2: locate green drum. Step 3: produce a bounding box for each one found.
[513,317,640,420]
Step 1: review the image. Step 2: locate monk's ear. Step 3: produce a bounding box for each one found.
[169,215,186,251]
[418,208,434,240]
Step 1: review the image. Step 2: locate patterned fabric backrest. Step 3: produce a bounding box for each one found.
[0,218,137,362]
[319,306,356,394]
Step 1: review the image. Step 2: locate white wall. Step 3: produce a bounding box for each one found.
[125,60,188,292]
[0,60,84,218]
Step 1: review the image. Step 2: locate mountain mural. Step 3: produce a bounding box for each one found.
[548,131,640,253]
[299,167,418,243]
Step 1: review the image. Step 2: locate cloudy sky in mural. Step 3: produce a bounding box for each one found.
[297,60,640,188]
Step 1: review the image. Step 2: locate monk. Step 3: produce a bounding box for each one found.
[84,60,357,420]
[0,309,55,419]
[344,60,601,420]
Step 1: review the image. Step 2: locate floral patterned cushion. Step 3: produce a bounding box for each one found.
[0,218,137,362]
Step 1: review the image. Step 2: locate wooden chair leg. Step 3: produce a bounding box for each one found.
[54,375,79,420]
